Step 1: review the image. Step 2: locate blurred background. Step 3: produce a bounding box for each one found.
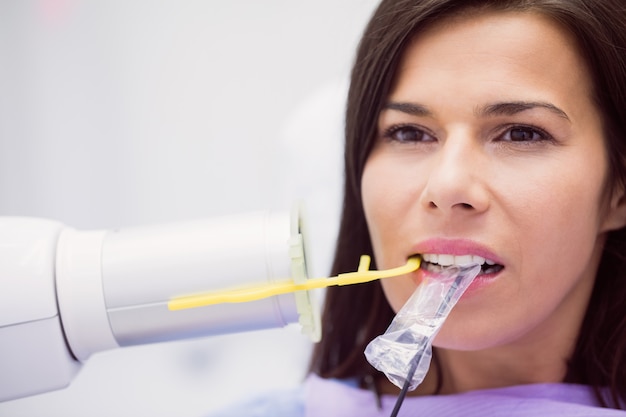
[0,0,380,416]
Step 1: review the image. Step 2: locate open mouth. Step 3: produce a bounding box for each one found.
[419,253,504,275]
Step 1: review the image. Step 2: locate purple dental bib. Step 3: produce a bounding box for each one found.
[304,373,625,417]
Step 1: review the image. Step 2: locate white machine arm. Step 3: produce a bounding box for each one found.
[0,210,318,402]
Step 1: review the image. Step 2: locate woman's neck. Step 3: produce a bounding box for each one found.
[433,344,568,394]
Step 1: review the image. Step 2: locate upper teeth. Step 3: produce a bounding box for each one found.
[422,253,495,267]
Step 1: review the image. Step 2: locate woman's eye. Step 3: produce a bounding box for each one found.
[384,125,435,143]
[501,126,549,142]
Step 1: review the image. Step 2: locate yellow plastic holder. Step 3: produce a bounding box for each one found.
[167,255,421,311]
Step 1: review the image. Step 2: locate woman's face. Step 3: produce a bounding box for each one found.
[361,11,626,351]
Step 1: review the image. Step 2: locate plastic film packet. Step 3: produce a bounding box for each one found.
[364,263,481,391]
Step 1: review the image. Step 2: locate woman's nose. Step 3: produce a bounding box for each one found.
[419,138,490,215]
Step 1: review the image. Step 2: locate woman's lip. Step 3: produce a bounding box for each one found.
[410,238,504,265]
[412,265,502,296]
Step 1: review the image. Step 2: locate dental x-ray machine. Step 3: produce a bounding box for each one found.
[0,207,320,402]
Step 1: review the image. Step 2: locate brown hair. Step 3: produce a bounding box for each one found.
[309,0,626,408]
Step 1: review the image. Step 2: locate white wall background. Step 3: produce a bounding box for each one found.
[0,1,380,416]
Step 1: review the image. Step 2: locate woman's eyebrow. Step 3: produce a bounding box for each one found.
[383,102,432,116]
[476,101,571,121]
[383,100,570,122]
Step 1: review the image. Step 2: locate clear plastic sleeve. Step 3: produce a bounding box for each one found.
[364,263,481,391]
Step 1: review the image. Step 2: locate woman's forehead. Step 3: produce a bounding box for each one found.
[388,10,595,123]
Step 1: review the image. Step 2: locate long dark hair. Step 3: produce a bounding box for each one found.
[309,0,626,408]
